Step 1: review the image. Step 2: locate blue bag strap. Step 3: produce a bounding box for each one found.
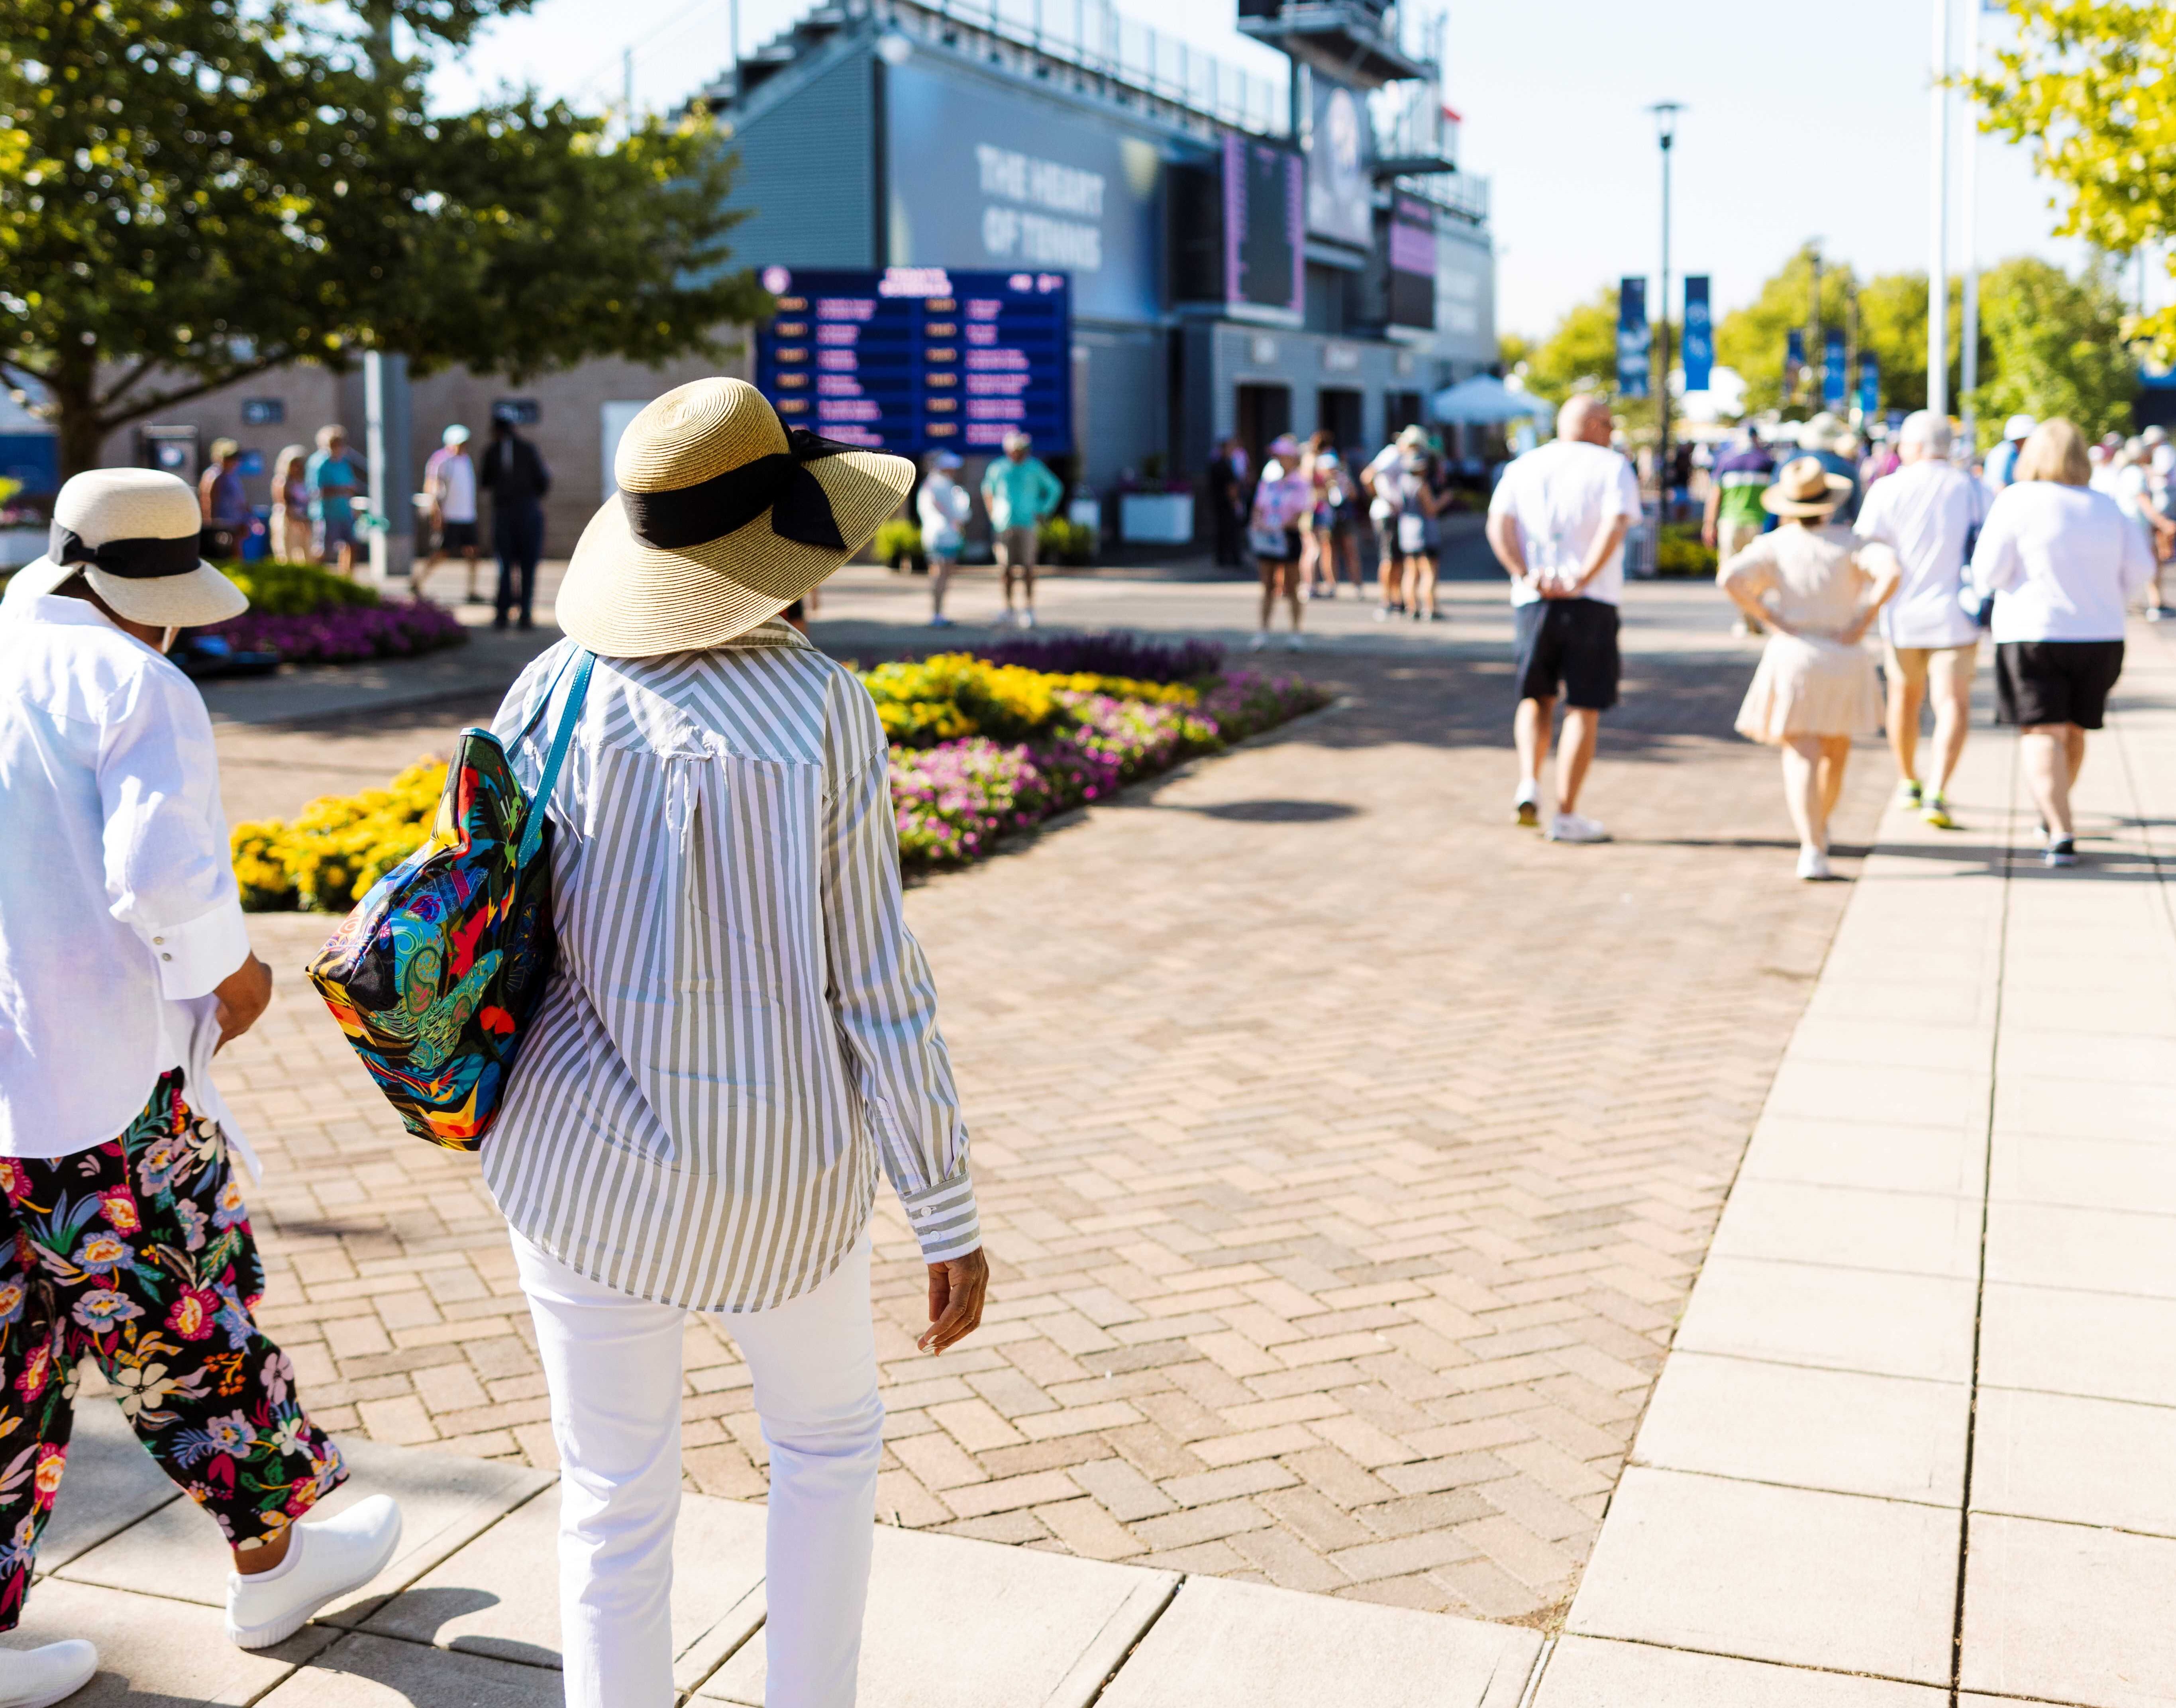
[517,647,595,869]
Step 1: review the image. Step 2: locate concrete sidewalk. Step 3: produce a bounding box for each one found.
[9,1398,1544,1706]
[1532,630,2176,1705]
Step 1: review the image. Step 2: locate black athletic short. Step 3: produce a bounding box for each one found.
[1995,639,2125,729]
[1513,597,1621,711]
[437,520,478,552]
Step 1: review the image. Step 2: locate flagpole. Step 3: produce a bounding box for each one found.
[1929,0,1951,424]
[1960,0,1981,452]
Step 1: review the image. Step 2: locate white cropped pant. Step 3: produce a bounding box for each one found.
[512,1230,885,1708]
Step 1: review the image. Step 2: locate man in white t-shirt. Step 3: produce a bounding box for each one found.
[1852,410,1988,828]
[1484,393,1642,843]
[418,423,481,603]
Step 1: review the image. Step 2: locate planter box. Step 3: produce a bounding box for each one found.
[0,527,47,572]
[1119,492,1194,545]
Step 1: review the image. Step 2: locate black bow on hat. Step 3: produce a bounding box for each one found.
[618,428,855,553]
[48,522,201,580]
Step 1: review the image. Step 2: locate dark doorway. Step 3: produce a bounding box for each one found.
[1385,390,1425,440]
[1236,384,1292,468]
[1317,388,1364,457]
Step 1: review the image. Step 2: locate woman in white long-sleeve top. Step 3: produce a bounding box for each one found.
[1970,418,2157,868]
[489,379,988,1708]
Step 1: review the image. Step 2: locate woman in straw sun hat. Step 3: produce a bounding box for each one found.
[1719,455,1903,881]
[481,378,987,1708]
[1,470,405,1705]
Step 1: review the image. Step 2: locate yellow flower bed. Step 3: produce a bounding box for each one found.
[233,658,1204,909]
[858,653,1195,747]
[233,759,447,913]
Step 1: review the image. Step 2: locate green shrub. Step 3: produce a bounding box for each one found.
[1037,517,1093,566]
[1654,523,1718,578]
[221,559,381,615]
[873,520,922,563]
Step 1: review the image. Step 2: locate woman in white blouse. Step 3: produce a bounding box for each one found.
[1970,419,2156,867]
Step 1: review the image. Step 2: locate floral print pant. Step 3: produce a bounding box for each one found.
[0,1071,345,1631]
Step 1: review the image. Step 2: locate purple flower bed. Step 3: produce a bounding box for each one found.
[208,599,468,664]
[972,629,1224,685]
[893,670,1327,871]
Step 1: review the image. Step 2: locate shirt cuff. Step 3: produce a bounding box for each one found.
[898,1167,981,1265]
[149,896,251,1001]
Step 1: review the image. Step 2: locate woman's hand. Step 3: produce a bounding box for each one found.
[918,1247,990,1354]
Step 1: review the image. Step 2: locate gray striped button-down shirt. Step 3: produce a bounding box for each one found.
[487,623,978,1313]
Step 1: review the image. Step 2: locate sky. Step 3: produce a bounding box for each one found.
[427,0,2133,341]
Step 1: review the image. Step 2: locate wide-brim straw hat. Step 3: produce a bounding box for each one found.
[6,468,247,627]
[557,378,913,658]
[1762,455,1854,518]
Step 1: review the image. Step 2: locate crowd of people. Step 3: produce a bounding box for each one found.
[191,416,555,631]
[1213,423,1466,650]
[1496,392,2160,878]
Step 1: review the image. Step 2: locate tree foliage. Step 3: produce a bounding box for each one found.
[0,0,769,474]
[1968,255,2136,443]
[1972,1,2176,354]
[1711,244,1954,419]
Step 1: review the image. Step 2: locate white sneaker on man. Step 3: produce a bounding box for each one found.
[1545,811,1610,844]
[226,1495,402,1651]
[0,1640,97,1708]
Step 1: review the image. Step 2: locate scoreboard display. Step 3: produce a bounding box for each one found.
[753,266,1072,457]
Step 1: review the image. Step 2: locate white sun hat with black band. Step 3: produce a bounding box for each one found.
[557,377,914,659]
[7,468,247,627]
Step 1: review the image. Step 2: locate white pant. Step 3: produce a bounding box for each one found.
[512,1230,884,1708]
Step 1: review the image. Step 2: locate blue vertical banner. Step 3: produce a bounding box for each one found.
[1823,330,1847,409]
[1682,276,1713,393]
[1617,276,1651,399]
[1786,327,1805,396]
[1858,352,1880,418]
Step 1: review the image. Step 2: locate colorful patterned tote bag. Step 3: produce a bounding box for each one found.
[308,650,595,1151]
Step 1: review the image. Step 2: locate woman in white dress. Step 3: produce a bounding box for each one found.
[1719,456,1902,880]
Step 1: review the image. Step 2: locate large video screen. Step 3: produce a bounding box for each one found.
[1387,195,1436,330]
[1222,134,1304,319]
[754,267,1072,457]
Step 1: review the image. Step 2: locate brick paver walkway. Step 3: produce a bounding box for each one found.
[203,635,1885,1627]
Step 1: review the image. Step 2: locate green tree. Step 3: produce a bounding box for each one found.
[1968,255,2137,444]
[1,0,768,476]
[1972,2,2176,353]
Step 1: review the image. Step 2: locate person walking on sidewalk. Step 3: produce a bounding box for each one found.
[1852,410,1988,829]
[980,430,1063,628]
[1484,393,1641,843]
[0,470,403,1708]
[1719,457,1901,881]
[480,416,551,631]
[1969,418,2156,869]
[1984,414,2036,494]
[1247,433,1312,650]
[417,424,482,605]
[269,444,312,563]
[303,424,361,577]
[487,380,987,1708]
[1704,424,1775,636]
[916,449,971,627]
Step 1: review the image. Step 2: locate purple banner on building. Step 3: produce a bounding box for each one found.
[1388,196,1436,330]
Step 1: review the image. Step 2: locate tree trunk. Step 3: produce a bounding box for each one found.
[51,356,107,484]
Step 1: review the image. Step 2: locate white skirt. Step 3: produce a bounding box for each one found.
[1735,633,1883,744]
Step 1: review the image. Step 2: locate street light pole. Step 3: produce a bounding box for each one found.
[1649,102,1682,520]
[1959,0,1982,451]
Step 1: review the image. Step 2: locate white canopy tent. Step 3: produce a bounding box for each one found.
[1428,375,1555,426]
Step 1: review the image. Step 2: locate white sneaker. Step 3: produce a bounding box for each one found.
[1796,846,1833,881]
[1248,631,1269,651]
[1018,609,1037,630]
[1545,811,1611,844]
[1283,632,1304,651]
[226,1494,402,1651]
[0,1641,97,1708]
